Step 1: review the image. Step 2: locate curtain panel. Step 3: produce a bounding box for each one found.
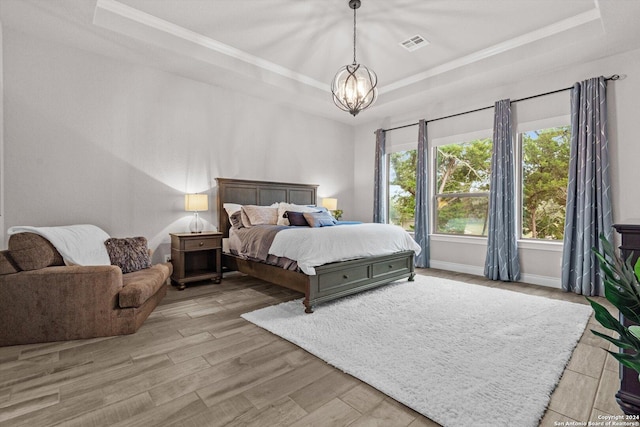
[561,76,613,296]
[373,129,386,223]
[484,99,521,282]
[414,119,430,268]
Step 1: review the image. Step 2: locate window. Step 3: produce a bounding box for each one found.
[388,149,416,231]
[520,126,570,240]
[435,138,492,236]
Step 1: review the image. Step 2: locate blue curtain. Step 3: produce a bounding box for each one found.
[373,129,386,223]
[484,99,521,281]
[414,119,430,268]
[561,76,612,296]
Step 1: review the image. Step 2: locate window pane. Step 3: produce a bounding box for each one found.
[521,126,570,240]
[436,138,492,194]
[436,195,489,236]
[434,138,492,236]
[388,150,416,231]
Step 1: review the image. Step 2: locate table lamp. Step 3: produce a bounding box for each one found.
[322,197,342,220]
[185,194,208,233]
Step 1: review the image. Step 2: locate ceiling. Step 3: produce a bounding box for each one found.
[1,0,640,124]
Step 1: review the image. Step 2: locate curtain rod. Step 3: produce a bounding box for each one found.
[380,74,620,133]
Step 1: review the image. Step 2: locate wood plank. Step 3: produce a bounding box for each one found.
[162,394,255,427]
[288,370,359,413]
[225,396,307,427]
[129,332,213,361]
[101,357,211,405]
[196,357,294,408]
[242,359,334,409]
[347,399,417,427]
[288,397,361,427]
[0,390,59,423]
[340,383,386,414]
[0,389,105,427]
[109,392,206,427]
[59,354,172,400]
[55,392,155,427]
[167,332,255,364]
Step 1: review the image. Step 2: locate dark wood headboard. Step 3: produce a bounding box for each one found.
[216,178,318,237]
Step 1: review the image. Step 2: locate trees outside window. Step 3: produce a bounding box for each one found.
[384,126,569,241]
[388,150,416,231]
[521,126,570,240]
[435,138,492,236]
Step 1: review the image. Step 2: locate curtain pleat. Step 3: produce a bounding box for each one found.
[561,76,613,296]
[373,129,386,223]
[484,99,521,281]
[414,120,430,268]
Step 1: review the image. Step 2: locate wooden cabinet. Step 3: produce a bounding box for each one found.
[170,232,222,290]
[613,222,640,415]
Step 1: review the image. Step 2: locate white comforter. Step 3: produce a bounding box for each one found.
[268,223,421,275]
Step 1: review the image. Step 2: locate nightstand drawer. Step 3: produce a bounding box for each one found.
[183,238,220,251]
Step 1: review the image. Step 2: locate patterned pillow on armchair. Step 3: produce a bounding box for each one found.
[104,237,151,273]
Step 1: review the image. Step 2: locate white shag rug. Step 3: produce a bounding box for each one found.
[241,275,593,427]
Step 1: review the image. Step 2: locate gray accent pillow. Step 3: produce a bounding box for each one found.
[303,211,336,227]
[104,237,151,274]
[284,211,311,226]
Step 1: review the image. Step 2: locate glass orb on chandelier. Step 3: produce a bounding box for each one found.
[331,63,377,117]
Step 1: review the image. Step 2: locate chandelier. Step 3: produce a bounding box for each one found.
[331,0,378,117]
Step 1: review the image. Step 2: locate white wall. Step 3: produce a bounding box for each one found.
[353,47,640,288]
[3,29,354,261]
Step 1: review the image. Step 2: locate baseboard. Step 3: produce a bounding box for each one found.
[429,260,484,277]
[519,273,561,289]
[428,260,561,289]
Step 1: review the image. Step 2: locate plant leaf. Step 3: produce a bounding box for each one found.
[609,351,640,373]
[630,326,640,340]
[591,329,636,350]
[587,298,626,334]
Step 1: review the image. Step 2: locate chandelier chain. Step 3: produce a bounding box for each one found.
[352,5,357,64]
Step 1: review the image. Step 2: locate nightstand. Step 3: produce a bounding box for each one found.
[170,232,222,290]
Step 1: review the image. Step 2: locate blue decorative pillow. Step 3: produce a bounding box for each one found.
[303,211,336,227]
[284,211,311,226]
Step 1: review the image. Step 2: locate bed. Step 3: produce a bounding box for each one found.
[216,177,417,313]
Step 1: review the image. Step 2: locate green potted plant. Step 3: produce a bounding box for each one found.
[588,235,640,376]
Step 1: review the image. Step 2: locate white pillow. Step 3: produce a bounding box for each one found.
[277,203,321,226]
[223,203,242,219]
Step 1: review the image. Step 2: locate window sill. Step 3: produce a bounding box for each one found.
[517,239,563,252]
[430,234,487,245]
[429,234,564,252]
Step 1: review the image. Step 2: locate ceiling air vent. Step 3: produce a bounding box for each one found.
[400,34,429,52]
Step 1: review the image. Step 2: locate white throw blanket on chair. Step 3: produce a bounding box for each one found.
[7,224,111,266]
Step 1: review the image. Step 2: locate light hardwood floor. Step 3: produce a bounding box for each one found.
[0,269,624,426]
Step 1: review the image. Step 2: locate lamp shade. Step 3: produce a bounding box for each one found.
[184,194,208,212]
[322,198,338,211]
